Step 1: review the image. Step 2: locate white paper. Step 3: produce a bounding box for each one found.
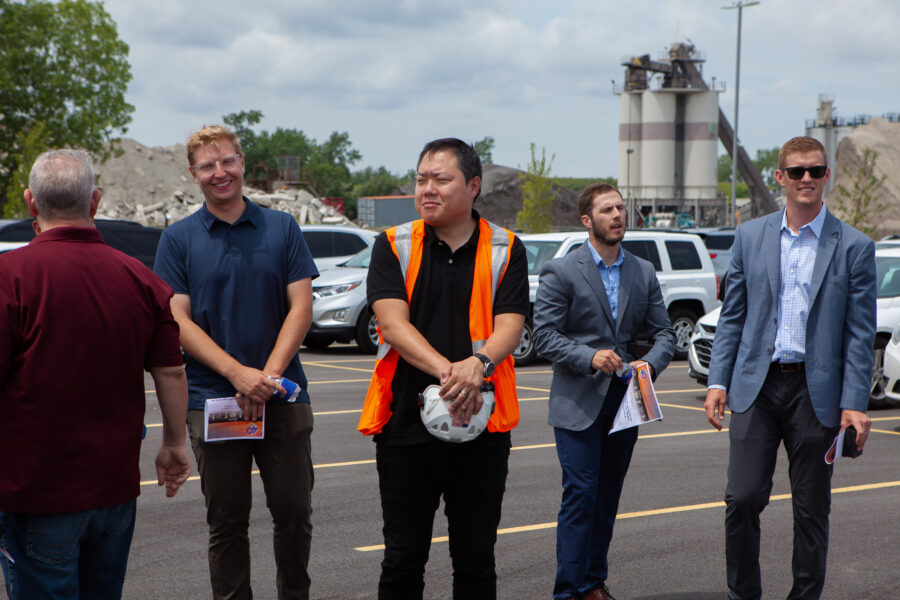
[609,362,663,434]
[824,429,846,464]
[204,397,265,441]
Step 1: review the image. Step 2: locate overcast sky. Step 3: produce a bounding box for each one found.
[102,0,900,178]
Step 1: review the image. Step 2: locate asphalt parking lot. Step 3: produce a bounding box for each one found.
[9,349,900,599]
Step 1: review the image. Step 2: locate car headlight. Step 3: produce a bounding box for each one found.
[892,325,900,346]
[313,281,362,300]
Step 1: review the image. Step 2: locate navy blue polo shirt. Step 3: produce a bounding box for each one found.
[154,198,318,410]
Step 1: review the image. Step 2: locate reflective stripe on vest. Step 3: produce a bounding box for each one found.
[358,218,519,436]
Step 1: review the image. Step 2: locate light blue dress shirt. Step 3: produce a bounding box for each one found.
[773,205,826,363]
[587,242,625,324]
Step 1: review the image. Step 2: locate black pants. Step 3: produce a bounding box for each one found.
[375,441,510,600]
[725,368,839,600]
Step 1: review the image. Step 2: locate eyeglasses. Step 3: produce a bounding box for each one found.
[193,154,242,175]
[781,165,827,180]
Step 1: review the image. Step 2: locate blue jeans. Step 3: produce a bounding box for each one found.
[0,499,136,600]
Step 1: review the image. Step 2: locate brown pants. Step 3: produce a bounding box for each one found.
[187,403,314,600]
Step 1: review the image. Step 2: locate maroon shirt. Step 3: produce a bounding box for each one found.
[0,227,183,514]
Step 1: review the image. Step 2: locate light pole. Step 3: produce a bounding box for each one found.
[723,0,759,227]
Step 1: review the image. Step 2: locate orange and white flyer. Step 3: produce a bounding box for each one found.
[204,397,265,441]
[609,362,663,434]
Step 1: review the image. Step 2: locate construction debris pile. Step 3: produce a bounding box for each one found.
[826,117,900,235]
[93,138,354,228]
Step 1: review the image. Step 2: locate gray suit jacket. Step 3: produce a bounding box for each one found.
[707,208,876,427]
[533,242,675,431]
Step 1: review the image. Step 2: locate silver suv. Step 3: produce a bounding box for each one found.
[518,230,720,364]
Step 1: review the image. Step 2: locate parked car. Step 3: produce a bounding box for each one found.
[517,229,720,365]
[880,324,900,407]
[0,241,27,254]
[689,246,900,409]
[689,227,735,282]
[300,225,377,272]
[303,246,379,353]
[0,218,162,269]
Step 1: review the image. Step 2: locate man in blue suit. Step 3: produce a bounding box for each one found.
[706,136,875,600]
[534,183,675,600]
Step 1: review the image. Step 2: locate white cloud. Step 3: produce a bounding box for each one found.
[101,0,900,176]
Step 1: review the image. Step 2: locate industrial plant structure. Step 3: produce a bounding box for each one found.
[617,43,777,226]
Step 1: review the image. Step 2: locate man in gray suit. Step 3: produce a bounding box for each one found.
[534,182,675,600]
[706,136,875,600]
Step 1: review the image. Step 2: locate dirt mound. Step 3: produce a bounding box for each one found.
[826,118,900,236]
[397,163,581,231]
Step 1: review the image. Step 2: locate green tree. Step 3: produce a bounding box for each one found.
[516,143,555,233]
[717,154,744,184]
[834,148,886,239]
[222,110,360,198]
[0,0,133,212]
[345,166,408,220]
[753,146,780,191]
[473,136,496,164]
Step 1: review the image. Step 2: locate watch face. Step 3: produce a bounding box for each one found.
[476,353,495,377]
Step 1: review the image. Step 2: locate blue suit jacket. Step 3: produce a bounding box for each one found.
[533,242,675,431]
[707,208,876,427]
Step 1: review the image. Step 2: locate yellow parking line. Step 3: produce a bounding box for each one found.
[871,428,900,436]
[871,415,900,422]
[302,362,374,373]
[354,480,900,552]
[309,378,372,385]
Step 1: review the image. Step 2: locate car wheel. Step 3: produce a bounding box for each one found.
[869,338,890,409]
[304,337,332,350]
[513,321,537,367]
[355,309,379,354]
[668,308,698,361]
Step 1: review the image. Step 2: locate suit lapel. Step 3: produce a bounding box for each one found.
[577,243,615,330]
[765,211,783,302]
[809,210,840,307]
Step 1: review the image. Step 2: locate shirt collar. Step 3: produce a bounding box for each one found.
[198,196,262,230]
[780,204,826,238]
[587,242,625,269]
[423,209,481,249]
[30,226,105,245]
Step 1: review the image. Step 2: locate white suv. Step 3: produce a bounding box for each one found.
[690,246,900,409]
[518,230,719,364]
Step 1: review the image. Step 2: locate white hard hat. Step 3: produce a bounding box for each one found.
[418,382,495,443]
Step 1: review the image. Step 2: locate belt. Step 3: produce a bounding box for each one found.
[771,361,805,373]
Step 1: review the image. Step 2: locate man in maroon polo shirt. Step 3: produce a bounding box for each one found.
[0,149,191,600]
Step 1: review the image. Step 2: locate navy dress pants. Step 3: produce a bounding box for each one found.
[725,367,839,600]
[553,380,637,600]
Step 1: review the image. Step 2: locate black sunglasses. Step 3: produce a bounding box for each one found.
[781,165,827,180]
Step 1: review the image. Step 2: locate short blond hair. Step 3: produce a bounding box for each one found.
[186,125,242,166]
[778,136,826,169]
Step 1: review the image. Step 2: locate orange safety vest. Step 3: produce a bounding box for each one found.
[358,218,519,436]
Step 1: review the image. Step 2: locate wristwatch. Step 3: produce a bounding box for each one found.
[473,352,495,377]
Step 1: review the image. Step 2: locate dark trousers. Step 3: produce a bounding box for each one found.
[375,440,510,600]
[187,403,314,600]
[553,380,637,600]
[725,368,839,600]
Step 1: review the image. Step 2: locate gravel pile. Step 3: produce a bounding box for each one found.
[827,117,900,236]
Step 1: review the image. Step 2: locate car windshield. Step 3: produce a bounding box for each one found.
[341,246,372,269]
[523,241,563,275]
[876,256,900,298]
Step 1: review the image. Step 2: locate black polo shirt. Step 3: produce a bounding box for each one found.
[366,212,529,446]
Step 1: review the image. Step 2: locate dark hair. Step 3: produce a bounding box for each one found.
[417,138,482,201]
[778,136,826,169]
[577,182,621,216]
